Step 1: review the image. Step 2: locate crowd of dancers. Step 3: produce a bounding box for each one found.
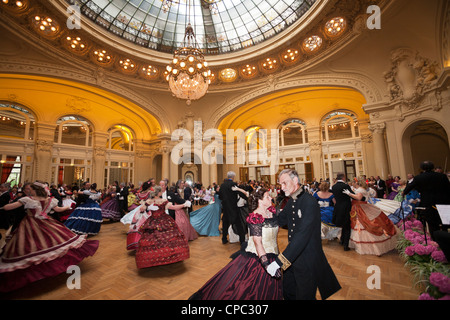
[0,160,449,298]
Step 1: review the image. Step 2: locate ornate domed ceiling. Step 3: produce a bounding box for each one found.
[75,0,317,55]
[0,0,385,86]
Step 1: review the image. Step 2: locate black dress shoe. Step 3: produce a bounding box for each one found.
[344,246,350,251]
[222,239,228,244]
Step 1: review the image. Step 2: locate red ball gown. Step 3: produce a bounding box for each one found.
[135,200,190,268]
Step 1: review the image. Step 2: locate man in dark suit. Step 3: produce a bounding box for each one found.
[374,175,386,198]
[331,173,353,251]
[219,171,245,244]
[267,169,341,300]
[118,182,129,216]
[403,161,450,239]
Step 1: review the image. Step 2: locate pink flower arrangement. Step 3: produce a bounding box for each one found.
[429,272,450,294]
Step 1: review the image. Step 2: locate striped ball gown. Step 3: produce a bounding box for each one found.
[0,196,98,292]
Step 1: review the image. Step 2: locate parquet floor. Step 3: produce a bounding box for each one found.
[0,206,421,300]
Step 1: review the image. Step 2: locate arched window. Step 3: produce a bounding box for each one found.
[279,119,308,146]
[321,111,359,141]
[54,115,92,146]
[105,125,135,185]
[245,126,265,151]
[107,125,134,151]
[0,103,35,140]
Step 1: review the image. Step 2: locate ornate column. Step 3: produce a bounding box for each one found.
[309,140,324,180]
[307,126,324,180]
[368,122,389,178]
[33,122,56,182]
[161,143,170,181]
[358,120,376,177]
[92,132,108,188]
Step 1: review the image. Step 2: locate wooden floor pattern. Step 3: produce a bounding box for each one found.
[0,206,421,300]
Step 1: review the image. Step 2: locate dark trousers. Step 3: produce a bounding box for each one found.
[283,266,317,300]
[340,220,351,248]
[222,210,246,244]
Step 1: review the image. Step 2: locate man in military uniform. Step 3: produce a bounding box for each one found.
[267,169,341,300]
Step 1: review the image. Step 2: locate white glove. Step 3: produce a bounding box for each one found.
[184,200,192,207]
[266,261,281,277]
[342,189,351,195]
[147,204,159,211]
[231,186,238,191]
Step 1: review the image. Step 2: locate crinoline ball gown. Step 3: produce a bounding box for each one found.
[189,212,283,300]
[313,192,341,241]
[135,200,190,269]
[349,188,398,256]
[101,191,121,221]
[65,190,103,235]
[0,196,98,292]
[189,194,222,237]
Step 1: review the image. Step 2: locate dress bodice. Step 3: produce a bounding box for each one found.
[149,200,169,216]
[245,213,279,255]
[19,196,58,219]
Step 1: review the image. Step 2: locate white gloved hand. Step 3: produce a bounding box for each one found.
[147,204,159,211]
[266,261,281,277]
[231,186,238,191]
[184,200,192,207]
[342,189,351,195]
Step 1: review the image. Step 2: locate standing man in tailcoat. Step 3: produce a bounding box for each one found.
[267,169,341,300]
[331,173,353,251]
[219,171,246,244]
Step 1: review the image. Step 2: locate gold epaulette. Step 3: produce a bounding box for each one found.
[277,253,291,271]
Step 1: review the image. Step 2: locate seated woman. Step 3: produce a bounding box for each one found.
[344,179,398,256]
[313,181,340,241]
[189,188,282,300]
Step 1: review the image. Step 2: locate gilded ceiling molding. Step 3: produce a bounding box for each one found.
[208,72,383,129]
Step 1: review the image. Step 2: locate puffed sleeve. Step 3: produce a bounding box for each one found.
[18,196,38,209]
[246,212,264,237]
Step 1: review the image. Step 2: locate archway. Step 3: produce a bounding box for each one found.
[403,120,450,175]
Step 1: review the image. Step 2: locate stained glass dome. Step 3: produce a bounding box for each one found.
[72,0,317,55]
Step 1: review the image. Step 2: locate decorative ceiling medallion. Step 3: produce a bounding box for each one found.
[117,58,137,74]
[280,48,301,65]
[260,57,280,74]
[90,49,115,68]
[0,0,29,15]
[31,15,61,39]
[302,35,323,53]
[139,65,160,80]
[218,68,237,83]
[240,64,258,79]
[62,35,90,56]
[324,17,346,38]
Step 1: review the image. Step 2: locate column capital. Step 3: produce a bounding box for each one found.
[368,122,386,134]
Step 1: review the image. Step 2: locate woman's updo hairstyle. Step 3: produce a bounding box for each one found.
[248,188,267,212]
[31,181,48,197]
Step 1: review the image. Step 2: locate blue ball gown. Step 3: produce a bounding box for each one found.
[189,194,222,236]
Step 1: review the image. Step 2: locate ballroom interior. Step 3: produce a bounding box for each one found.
[0,0,449,189]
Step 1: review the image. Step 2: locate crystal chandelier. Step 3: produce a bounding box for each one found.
[165,16,211,105]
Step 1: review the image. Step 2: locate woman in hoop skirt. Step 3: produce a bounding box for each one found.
[344,179,398,256]
[135,190,191,269]
[189,188,282,300]
[0,182,98,292]
[189,185,222,237]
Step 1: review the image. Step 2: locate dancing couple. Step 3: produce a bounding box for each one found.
[190,169,341,300]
